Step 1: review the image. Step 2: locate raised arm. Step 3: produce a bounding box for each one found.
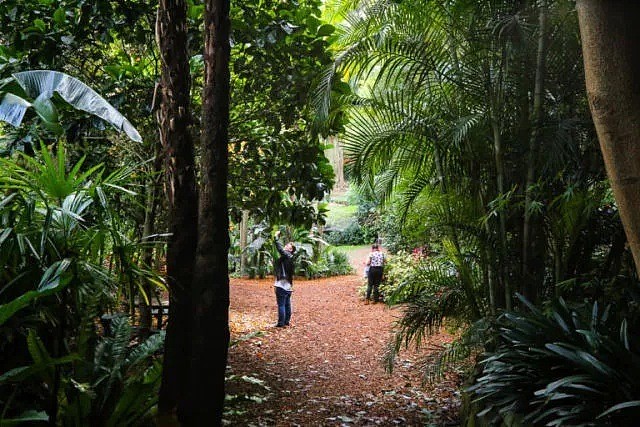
[274,238,294,258]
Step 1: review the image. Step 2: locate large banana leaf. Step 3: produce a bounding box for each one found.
[0,70,141,142]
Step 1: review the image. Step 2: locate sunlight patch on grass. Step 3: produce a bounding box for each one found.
[325,203,357,229]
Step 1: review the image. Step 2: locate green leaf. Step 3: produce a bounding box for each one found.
[53,8,66,26]
[33,19,46,32]
[0,260,72,326]
[38,259,72,291]
[0,366,33,384]
[598,401,640,418]
[317,24,335,37]
[32,93,63,134]
[0,410,49,426]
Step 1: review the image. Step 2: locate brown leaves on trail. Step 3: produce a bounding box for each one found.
[226,276,461,426]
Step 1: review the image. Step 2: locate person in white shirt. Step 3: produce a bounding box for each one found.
[365,243,385,304]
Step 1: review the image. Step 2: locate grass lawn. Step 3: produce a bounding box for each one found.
[332,244,369,252]
[325,203,357,229]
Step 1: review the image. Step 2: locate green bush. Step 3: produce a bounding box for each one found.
[0,145,161,424]
[301,247,353,279]
[468,295,640,426]
[325,221,369,245]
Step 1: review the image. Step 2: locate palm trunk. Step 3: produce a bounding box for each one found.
[183,0,231,423]
[576,0,640,275]
[139,146,162,337]
[490,117,510,311]
[239,209,249,276]
[156,0,199,420]
[522,0,548,303]
[486,42,510,311]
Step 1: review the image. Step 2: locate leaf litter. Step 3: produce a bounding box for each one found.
[225,275,462,426]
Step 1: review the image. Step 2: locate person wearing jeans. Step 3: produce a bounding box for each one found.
[366,243,385,304]
[273,232,296,327]
[275,286,292,327]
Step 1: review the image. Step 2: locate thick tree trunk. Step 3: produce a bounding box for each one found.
[156,0,199,420]
[183,0,231,423]
[576,0,640,274]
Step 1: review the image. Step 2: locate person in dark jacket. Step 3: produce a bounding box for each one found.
[273,231,296,327]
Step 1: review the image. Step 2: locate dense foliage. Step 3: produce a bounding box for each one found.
[0,0,337,421]
[229,223,352,280]
[0,144,163,424]
[469,295,640,425]
[319,0,640,423]
[226,0,336,227]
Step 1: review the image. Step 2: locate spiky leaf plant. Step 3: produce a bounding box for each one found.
[468,295,640,426]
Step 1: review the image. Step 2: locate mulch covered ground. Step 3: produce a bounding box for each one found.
[225,275,462,426]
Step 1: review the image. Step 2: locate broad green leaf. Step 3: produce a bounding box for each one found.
[33,19,46,32]
[11,71,142,142]
[32,93,63,134]
[317,24,335,37]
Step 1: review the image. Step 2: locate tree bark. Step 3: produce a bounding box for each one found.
[156,0,199,420]
[183,0,231,423]
[576,0,640,274]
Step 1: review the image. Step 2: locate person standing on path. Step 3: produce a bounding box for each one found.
[365,243,385,304]
[273,231,296,327]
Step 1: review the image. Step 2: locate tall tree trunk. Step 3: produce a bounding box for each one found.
[522,0,548,303]
[156,0,199,420]
[490,117,510,311]
[576,0,640,274]
[139,141,163,337]
[239,209,249,276]
[486,42,510,311]
[183,0,231,423]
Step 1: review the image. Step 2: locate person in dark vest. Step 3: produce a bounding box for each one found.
[365,243,385,304]
[273,231,296,327]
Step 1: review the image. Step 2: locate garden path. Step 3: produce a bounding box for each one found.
[225,273,461,426]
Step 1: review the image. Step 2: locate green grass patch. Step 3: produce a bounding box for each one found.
[332,244,369,253]
[325,203,357,229]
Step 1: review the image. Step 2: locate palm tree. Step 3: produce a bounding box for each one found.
[317,0,604,351]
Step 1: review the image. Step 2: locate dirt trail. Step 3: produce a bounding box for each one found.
[225,275,461,426]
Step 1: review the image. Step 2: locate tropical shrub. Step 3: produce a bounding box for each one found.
[230,223,352,279]
[324,221,366,245]
[0,144,160,423]
[468,295,640,426]
[380,246,488,382]
[61,316,164,426]
[301,247,353,279]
